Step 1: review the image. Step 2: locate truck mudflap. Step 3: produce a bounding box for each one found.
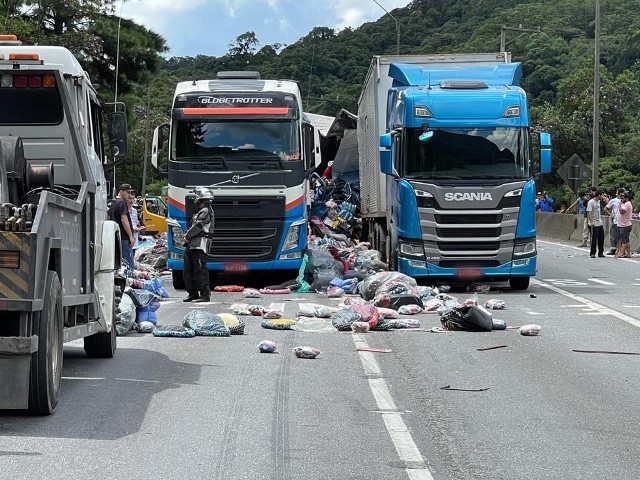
[0,336,37,409]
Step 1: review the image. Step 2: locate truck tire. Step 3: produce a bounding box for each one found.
[84,283,118,358]
[172,269,185,290]
[509,277,530,291]
[28,271,63,416]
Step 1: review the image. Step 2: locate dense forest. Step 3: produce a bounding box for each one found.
[3,0,640,206]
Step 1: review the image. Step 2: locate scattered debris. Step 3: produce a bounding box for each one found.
[351,321,370,333]
[440,385,489,392]
[293,346,321,359]
[356,347,392,353]
[572,349,640,356]
[477,345,508,351]
[484,299,506,310]
[258,340,277,353]
[518,324,541,336]
[491,319,507,330]
[529,293,537,298]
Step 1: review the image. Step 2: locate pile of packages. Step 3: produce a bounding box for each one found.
[114,234,172,336]
[309,172,362,240]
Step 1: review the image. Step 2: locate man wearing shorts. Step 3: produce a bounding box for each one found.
[616,191,633,258]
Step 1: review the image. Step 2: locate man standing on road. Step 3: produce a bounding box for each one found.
[587,188,606,258]
[108,183,136,273]
[616,191,633,258]
[566,191,590,247]
[183,189,215,303]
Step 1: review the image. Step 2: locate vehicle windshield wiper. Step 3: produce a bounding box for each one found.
[176,156,228,170]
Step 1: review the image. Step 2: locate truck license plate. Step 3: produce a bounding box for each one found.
[224,262,247,272]
[456,268,481,279]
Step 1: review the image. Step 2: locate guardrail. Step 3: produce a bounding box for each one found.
[535,212,640,251]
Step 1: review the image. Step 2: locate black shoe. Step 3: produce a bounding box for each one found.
[183,293,200,302]
[590,255,596,258]
[193,296,210,303]
[598,254,606,258]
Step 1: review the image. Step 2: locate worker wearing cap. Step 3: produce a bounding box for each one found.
[108,183,136,273]
[183,189,215,302]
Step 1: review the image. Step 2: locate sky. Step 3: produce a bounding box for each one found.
[120,0,412,58]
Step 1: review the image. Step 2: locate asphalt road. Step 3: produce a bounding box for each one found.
[1,238,640,480]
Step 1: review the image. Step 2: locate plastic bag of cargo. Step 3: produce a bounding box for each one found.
[243,288,262,298]
[436,299,460,316]
[263,310,283,319]
[351,321,370,333]
[218,313,245,335]
[327,286,345,298]
[387,319,422,329]
[136,307,158,324]
[258,340,277,353]
[519,324,541,336]
[261,318,296,330]
[127,287,158,308]
[135,321,155,333]
[314,306,333,319]
[182,311,230,337]
[293,346,321,359]
[374,294,424,311]
[294,317,337,333]
[423,298,444,312]
[297,304,317,317]
[331,308,362,331]
[418,286,437,300]
[492,319,507,330]
[143,278,169,298]
[440,304,493,332]
[360,271,418,301]
[353,249,382,268]
[398,304,423,315]
[152,325,196,338]
[230,303,252,315]
[116,293,136,336]
[348,304,379,328]
[484,299,506,310]
[371,319,394,331]
[377,307,400,319]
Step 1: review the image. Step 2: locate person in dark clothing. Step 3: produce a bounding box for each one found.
[108,183,136,272]
[183,189,215,302]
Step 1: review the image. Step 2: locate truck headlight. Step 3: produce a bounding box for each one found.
[282,220,304,251]
[399,242,424,257]
[514,241,536,256]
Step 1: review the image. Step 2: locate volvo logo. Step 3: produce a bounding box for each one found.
[231,175,240,184]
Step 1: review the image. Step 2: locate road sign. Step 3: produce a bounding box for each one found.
[557,154,590,192]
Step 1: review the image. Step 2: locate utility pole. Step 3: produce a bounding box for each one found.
[372,0,400,55]
[592,0,601,187]
[500,24,541,53]
[141,82,151,196]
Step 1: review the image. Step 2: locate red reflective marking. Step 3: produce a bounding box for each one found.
[286,195,304,210]
[167,197,185,211]
[182,107,289,115]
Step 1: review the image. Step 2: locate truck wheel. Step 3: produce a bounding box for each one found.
[172,270,185,290]
[84,282,118,358]
[28,271,63,416]
[509,277,530,291]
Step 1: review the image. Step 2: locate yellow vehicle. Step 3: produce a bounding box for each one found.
[140,196,167,235]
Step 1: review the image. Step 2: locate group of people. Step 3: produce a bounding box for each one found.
[565,187,633,258]
[107,183,216,304]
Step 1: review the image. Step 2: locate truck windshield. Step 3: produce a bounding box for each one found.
[404,127,529,180]
[173,120,300,162]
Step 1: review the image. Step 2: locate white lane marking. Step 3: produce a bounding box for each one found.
[352,334,434,480]
[525,311,544,315]
[62,377,105,381]
[532,279,640,328]
[542,278,589,286]
[588,278,616,286]
[623,305,640,308]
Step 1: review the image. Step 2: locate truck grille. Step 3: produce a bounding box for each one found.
[207,221,282,261]
[436,227,501,238]
[438,260,500,268]
[437,241,500,251]
[435,214,502,224]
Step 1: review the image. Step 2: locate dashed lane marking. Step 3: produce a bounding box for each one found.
[532,279,640,329]
[353,334,435,480]
[588,278,616,286]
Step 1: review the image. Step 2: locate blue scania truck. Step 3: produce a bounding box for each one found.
[357,53,551,290]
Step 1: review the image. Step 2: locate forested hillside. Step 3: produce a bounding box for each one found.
[2,0,640,202]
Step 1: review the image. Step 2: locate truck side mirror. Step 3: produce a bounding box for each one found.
[539,132,552,173]
[379,133,394,176]
[108,111,128,158]
[152,123,170,173]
